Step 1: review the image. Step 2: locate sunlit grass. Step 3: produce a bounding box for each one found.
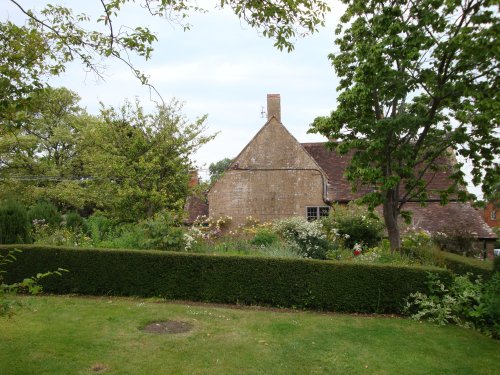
[1,295,498,375]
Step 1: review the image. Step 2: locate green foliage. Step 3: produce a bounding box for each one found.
[80,99,214,221]
[209,157,233,184]
[64,211,86,232]
[441,251,494,280]
[139,212,185,251]
[322,204,384,248]
[494,256,500,273]
[0,199,31,244]
[85,214,115,245]
[1,244,452,314]
[404,273,500,338]
[0,248,67,317]
[273,217,331,259]
[309,0,500,251]
[401,231,445,267]
[28,200,62,228]
[250,228,279,247]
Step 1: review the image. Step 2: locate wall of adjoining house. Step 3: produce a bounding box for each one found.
[208,117,328,227]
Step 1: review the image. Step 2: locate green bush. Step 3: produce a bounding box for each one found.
[139,212,185,251]
[404,272,500,339]
[494,256,500,273]
[0,200,31,244]
[64,212,87,232]
[86,214,115,244]
[401,231,445,267]
[322,204,384,249]
[1,244,452,314]
[28,200,62,228]
[250,228,279,247]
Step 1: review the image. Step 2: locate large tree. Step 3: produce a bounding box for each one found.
[80,99,215,221]
[0,87,94,207]
[310,0,499,251]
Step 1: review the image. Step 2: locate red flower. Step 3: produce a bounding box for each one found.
[353,249,361,256]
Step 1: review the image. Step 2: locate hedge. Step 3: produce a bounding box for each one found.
[1,245,453,314]
[441,251,494,279]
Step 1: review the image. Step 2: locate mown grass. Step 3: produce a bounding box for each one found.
[1,295,499,375]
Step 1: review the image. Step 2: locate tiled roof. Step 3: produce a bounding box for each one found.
[301,142,458,202]
[402,202,497,239]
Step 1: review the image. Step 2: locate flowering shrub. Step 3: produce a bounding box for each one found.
[401,230,445,267]
[321,204,384,249]
[273,217,331,259]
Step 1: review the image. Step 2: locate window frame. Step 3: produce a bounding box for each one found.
[306,206,330,221]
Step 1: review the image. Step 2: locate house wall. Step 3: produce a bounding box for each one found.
[209,169,325,226]
[484,202,499,228]
[208,117,328,226]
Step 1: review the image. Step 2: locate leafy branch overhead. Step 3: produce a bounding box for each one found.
[310,0,499,251]
[6,0,330,95]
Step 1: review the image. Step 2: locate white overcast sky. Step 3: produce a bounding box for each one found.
[2,0,482,196]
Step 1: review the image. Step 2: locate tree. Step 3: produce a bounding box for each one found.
[310,0,499,251]
[80,99,215,221]
[209,157,233,184]
[0,87,94,208]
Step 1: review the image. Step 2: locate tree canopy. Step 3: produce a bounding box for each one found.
[310,0,499,251]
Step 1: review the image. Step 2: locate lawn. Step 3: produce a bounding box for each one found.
[1,296,499,375]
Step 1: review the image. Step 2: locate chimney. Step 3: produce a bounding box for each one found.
[188,170,199,188]
[267,94,281,122]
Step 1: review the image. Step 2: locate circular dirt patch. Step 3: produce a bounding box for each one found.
[143,320,193,334]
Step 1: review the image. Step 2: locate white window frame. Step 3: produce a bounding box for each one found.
[306,206,330,221]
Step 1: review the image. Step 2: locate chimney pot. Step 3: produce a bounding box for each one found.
[267,94,281,122]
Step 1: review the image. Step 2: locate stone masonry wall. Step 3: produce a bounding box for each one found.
[208,117,328,226]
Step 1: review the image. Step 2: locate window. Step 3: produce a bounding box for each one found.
[306,206,330,221]
[491,209,497,221]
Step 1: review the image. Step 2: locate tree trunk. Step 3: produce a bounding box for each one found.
[383,190,401,253]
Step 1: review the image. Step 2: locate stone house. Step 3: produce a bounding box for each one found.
[186,94,496,254]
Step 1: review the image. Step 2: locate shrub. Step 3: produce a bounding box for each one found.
[494,256,500,273]
[139,212,185,250]
[28,200,62,228]
[86,214,115,244]
[401,230,445,267]
[0,200,31,244]
[64,212,87,232]
[273,217,331,259]
[251,228,279,247]
[404,272,500,339]
[1,244,452,314]
[322,204,384,249]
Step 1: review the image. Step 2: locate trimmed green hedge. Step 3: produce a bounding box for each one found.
[441,251,494,279]
[1,245,452,314]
